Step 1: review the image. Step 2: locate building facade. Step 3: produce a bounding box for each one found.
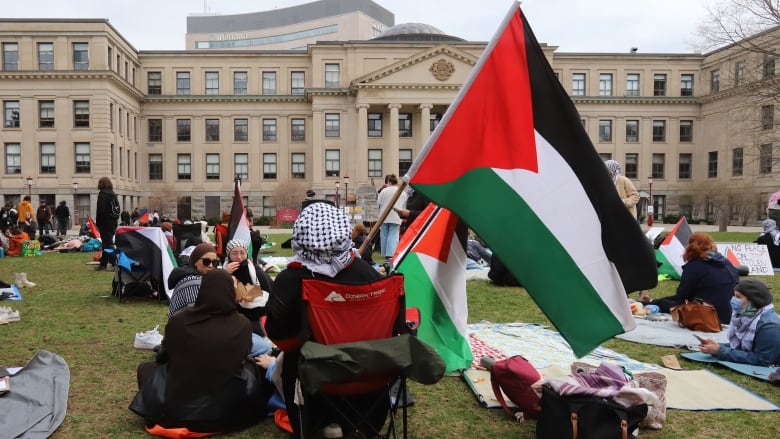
[1,17,778,224]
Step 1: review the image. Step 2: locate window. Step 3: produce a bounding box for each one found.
[624,153,638,179]
[262,196,276,218]
[263,153,277,179]
[263,119,277,141]
[2,43,18,71]
[625,120,639,142]
[40,143,55,174]
[679,120,693,142]
[39,100,54,128]
[760,143,773,175]
[3,101,19,128]
[291,71,305,95]
[233,71,247,95]
[234,153,248,180]
[205,118,220,141]
[599,73,613,96]
[72,43,88,70]
[234,118,248,141]
[325,63,340,88]
[325,113,340,137]
[652,120,666,142]
[626,74,639,96]
[205,153,220,180]
[708,151,718,178]
[764,54,776,79]
[651,153,665,179]
[680,74,694,96]
[324,149,340,177]
[653,74,667,96]
[430,113,441,132]
[732,148,743,177]
[205,72,219,95]
[399,113,412,137]
[119,108,123,135]
[291,153,305,179]
[177,154,191,180]
[176,119,191,142]
[598,120,612,142]
[291,118,305,141]
[75,142,91,173]
[368,113,383,137]
[262,71,276,95]
[598,153,612,162]
[38,43,54,71]
[678,153,692,179]
[572,73,585,96]
[399,149,413,176]
[147,72,161,95]
[5,143,20,174]
[368,149,382,177]
[176,72,190,95]
[149,154,163,180]
[148,119,162,142]
[735,62,746,85]
[109,102,114,130]
[710,70,720,93]
[761,105,774,130]
[73,101,89,128]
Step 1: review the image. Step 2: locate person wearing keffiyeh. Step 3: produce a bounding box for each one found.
[604,159,640,220]
[699,278,780,366]
[265,202,385,438]
[755,218,780,268]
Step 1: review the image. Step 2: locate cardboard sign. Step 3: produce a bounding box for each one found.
[716,242,774,276]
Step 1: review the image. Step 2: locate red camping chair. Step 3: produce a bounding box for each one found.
[298,274,412,439]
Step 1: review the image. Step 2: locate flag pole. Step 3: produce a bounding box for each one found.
[358,180,408,255]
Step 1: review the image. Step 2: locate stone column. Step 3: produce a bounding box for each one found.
[387,103,401,176]
[311,111,323,183]
[419,103,432,144]
[356,104,369,182]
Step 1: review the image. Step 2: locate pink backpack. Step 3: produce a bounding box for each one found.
[486,355,542,420]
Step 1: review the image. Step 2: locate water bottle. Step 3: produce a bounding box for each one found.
[0,247,4,258]
[644,304,660,314]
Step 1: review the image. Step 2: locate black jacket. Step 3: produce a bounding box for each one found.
[96,189,119,228]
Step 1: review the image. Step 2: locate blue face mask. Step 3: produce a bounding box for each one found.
[730,297,744,312]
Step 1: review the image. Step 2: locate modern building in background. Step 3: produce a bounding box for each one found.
[185,0,393,51]
[0,5,778,224]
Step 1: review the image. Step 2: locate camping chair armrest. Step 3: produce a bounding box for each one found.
[403,307,420,336]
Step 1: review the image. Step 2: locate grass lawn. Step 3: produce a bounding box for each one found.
[1,232,779,438]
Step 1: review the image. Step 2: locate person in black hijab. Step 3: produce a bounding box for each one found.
[132,269,266,433]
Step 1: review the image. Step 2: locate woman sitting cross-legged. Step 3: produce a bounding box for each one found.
[698,278,780,367]
[131,269,269,433]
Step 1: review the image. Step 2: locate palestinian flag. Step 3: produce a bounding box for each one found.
[137,208,150,224]
[226,179,253,260]
[393,204,472,372]
[657,216,692,280]
[404,4,657,357]
[115,226,178,298]
[87,215,100,239]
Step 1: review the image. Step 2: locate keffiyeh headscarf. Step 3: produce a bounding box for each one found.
[761,218,780,246]
[604,160,621,184]
[289,202,357,277]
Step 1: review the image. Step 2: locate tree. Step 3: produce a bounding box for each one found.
[273,179,308,210]
[695,0,780,173]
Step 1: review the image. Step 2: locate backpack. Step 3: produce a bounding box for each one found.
[109,197,121,220]
[486,355,541,420]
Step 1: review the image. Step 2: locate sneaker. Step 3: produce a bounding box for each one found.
[320,423,343,439]
[134,325,163,350]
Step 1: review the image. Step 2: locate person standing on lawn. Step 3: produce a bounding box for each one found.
[36,200,52,237]
[95,177,120,271]
[54,200,70,236]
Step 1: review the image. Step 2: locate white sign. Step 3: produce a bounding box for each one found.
[716,242,774,276]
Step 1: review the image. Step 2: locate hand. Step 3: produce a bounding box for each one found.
[396,209,409,218]
[699,338,719,355]
[226,261,240,273]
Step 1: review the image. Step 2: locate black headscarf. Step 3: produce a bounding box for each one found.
[163,269,251,403]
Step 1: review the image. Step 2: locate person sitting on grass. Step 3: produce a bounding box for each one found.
[167,243,218,318]
[132,269,267,434]
[4,224,29,257]
[698,278,780,367]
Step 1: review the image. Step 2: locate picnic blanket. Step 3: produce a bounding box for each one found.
[0,284,22,300]
[615,316,729,348]
[680,351,777,381]
[468,321,659,372]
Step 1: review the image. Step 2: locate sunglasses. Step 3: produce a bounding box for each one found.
[199,257,219,267]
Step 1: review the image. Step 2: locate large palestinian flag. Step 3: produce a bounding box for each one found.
[115,226,178,299]
[404,4,657,357]
[226,178,253,260]
[393,204,472,372]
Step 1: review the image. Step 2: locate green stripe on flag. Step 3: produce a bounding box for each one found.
[416,168,625,356]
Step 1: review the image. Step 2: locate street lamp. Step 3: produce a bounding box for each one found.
[72,181,79,226]
[343,175,349,208]
[26,176,32,197]
[647,176,654,226]
[335,180,341,207]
